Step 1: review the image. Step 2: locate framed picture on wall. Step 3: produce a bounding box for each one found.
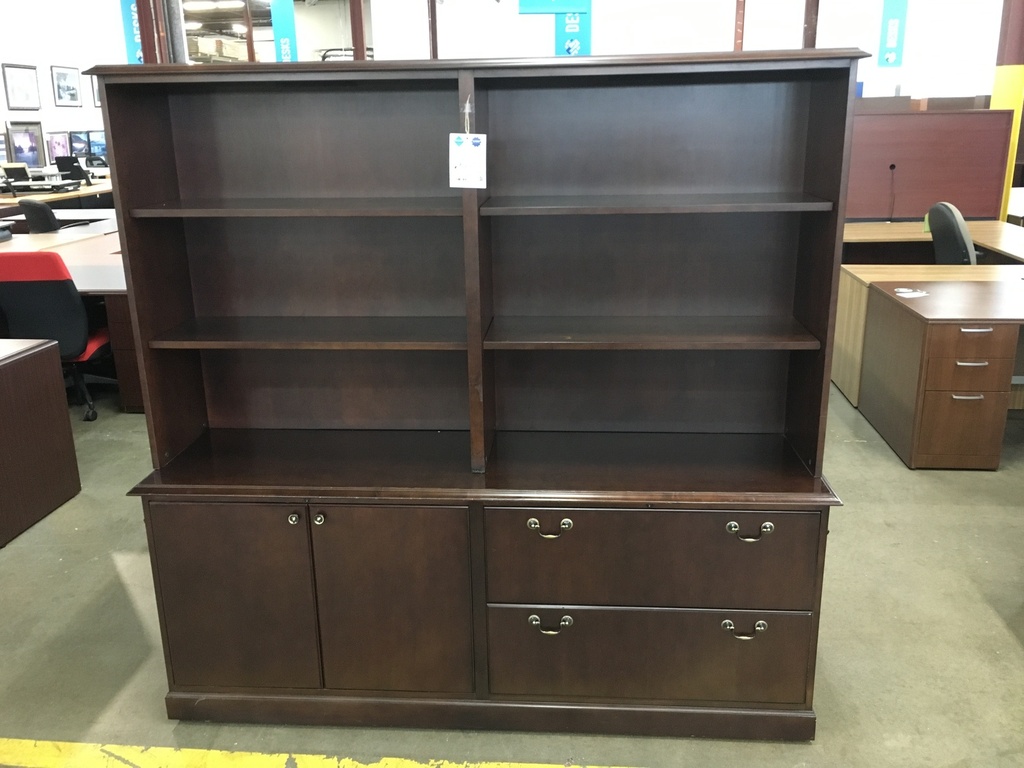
[51,65,81,107]
[46,131,71,164]
[2,64,41,110]
[0,134,7,164]
[6,122,44,167]
[91,75,101,107]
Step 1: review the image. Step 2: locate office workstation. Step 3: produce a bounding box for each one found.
[0,2,1023,768]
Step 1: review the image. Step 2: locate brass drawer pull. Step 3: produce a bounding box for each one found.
[960,327,994,333]
[528,614,573,635]
[955,361,990,367]
[527,517,573,538]
[726,520,774,541]
[722,619,767,640]
[951,394,985,401]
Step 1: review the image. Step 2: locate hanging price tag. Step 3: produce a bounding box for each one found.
[449,133,487,189]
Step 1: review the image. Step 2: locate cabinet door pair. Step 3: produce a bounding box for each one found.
[147,502,474,692]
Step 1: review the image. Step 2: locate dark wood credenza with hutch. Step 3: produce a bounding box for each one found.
[93,48,864,742]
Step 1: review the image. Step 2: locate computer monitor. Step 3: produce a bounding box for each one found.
[69,131,90,157]
[88,131,106,157]
[1,163,31,181]
[54,155,92,185]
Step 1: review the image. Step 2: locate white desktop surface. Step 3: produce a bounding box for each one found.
[2,208,117,223]
[0,228,125,293]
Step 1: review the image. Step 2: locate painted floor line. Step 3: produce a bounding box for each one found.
[0,739,635,768]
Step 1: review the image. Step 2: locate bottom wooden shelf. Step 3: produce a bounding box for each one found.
[134,428,839,505]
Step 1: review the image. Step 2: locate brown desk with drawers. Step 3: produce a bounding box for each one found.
[859,281,1024,469]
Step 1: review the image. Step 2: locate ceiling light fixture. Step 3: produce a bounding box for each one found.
[231,23,249,34]
[183,21,203,30]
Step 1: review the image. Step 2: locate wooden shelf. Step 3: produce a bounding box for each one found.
[149,316,467,351]
[483,316,820,350]
[131,197,464,218]
[132,428,838,505]
[479,192,834,216]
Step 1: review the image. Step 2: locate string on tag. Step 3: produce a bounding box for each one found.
[463,96,472,134]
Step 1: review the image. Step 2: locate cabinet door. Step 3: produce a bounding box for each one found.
[311,504,474,693]
[147,501,321,689]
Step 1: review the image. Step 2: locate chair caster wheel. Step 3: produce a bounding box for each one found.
[84,409,97,422]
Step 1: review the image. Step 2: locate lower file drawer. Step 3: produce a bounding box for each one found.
[487,605,812,705]
[917,390,1010,457]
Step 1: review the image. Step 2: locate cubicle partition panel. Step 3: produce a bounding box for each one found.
[846,111,1012,221]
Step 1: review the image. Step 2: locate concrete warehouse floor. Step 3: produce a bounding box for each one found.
[0,385,1022,767]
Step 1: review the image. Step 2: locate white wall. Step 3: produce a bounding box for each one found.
[818,0,1003,98]
[370,0,430,60]
[372,0,1005,100]
[0,0,125,148]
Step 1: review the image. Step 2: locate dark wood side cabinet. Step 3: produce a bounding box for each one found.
[860,281,1024,469]
[94,49,864,741]
[0,339,80,547]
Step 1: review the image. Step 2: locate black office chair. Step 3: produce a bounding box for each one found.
[19,199,63,234]
[928,202,978,265]
[0,251,111,420]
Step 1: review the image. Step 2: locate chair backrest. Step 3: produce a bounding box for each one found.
[0,251,88,359]
[929,202,977,265]
[19,199,61,234]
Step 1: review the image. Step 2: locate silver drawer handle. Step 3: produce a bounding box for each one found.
[722,619,767,640]
[313,513,325,525]
[726,520,774,542]
[955,361,989,367]
[960,327,994,333]
[527,517,573,538]
[528,614,573,635]
[287,513,301,525]
[951,394,985,401]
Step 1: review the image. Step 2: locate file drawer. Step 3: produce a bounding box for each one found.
[916,390,1011,459]
[487,605,812,704]
[927,323,1018,359]
[924,357,1014,392]
[484,507,821,610]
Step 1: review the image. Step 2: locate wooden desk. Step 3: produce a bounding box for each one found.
[833,264,1024,407]
[859,281,1024,469]
[0,179,114,217]
[0,339,80,547]
[842,220,1024,265]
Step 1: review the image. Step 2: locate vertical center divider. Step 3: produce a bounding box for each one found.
[461,70,496,473]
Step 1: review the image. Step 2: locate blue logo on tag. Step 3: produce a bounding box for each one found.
[454,136,464,146]
[564,38,581,55]
[471,137,482,147]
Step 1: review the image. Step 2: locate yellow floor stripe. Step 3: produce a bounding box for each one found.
[0,738,632,768]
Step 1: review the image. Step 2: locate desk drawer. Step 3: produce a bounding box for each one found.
[487,605,812,704]
[925,358,1014,392]
[927,324,1018,359]
[484,507,821,610]
[917,391,1010,458]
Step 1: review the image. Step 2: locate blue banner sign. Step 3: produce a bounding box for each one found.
[555,11,591,57]
[270,0,298,62]
[120,0,143,64]
[520,0,590,14]
[879,0,908,68]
